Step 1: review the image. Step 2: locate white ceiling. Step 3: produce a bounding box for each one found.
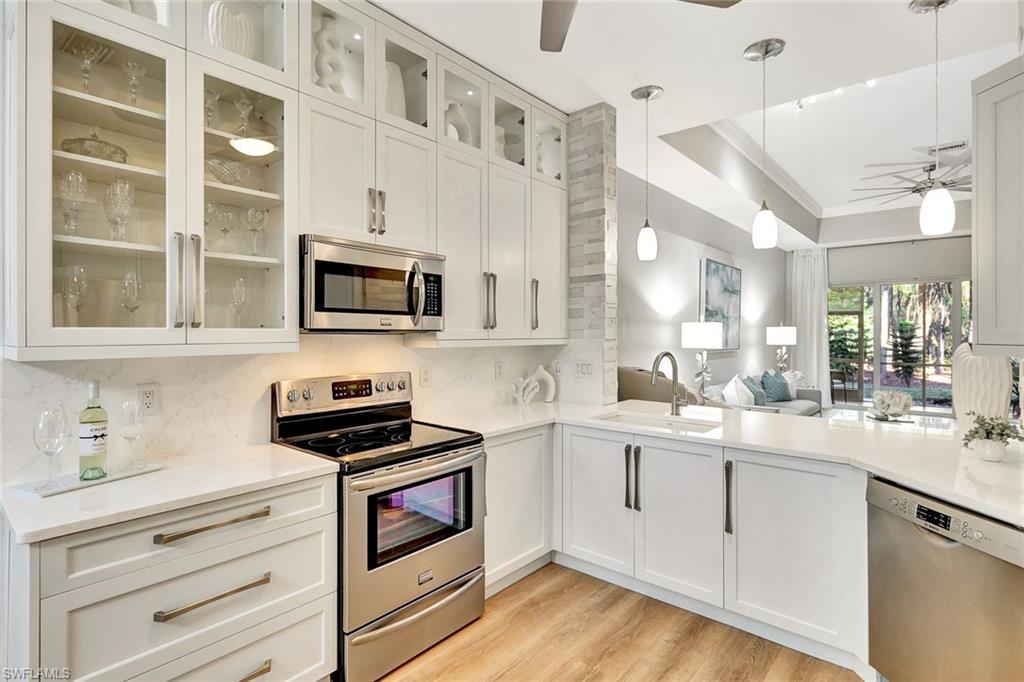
[728,42,1017,218]
[377,0,1018,241]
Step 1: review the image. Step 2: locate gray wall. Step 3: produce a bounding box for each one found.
[617,169,787,389]
[828,236,971,285]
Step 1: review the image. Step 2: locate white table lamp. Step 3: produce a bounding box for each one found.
[766,325,797,371]
[681,321,724,396]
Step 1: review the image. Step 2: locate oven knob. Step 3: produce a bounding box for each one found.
[890,498,899,507]
[973,530,984,541]
[387,380,396,391]
[375,381,386,392]
[302,387,315,401]
[287,389,300,403]
[398,379,408,390]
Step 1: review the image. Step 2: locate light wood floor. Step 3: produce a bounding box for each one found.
[384,564,860,682]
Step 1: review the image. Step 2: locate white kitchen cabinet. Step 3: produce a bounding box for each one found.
[375,122,437,252]
[724,448,859,650]
[437,57,487,160]
[484,427,553,587]
[375,25,436,140]
[562,427,635,575]
[530,180,567,339]
[488,165,531,339]
[58,0,186,46]
[490,87,531,175]
[633,436,724,606]
[299,0,376,118]
[532,106,567,188]
[973,56,1024,352]
[300,95,376,244]
[437,146,488,339]
[185,0,299,89]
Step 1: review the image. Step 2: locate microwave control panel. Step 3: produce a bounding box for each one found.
[423,273,442,317]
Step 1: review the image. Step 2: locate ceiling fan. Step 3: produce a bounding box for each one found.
[540,0,742,52]
[850,142,972,208]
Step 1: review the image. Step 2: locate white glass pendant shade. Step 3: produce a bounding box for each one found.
[636,219,658,261]
[751,200,778,249]
[919,186,955,235]
[229,137,277,157]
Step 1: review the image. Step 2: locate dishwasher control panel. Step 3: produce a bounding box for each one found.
[867,478,1024,569]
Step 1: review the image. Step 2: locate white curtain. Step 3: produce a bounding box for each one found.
[787,249,832,408]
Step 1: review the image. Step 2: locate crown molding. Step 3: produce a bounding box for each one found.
[709,119,823,219]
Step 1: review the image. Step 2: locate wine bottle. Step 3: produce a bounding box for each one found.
[78,380,108,481]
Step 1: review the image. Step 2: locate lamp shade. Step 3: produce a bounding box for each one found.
[766,325,796,346]
[919,186,955,235]
[681,321,724,350]
[751,201,779,249]
[636,221,658,261]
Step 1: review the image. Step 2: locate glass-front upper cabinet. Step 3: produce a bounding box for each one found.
[533,108,567,188]
[186,0,299,88]
[375,25,436,139]
[187,55,297,344]
[61,0,186,45]
[299,0,375,117]
[25,1,187,347]
[437,57,487,159]
[491,87,532,174]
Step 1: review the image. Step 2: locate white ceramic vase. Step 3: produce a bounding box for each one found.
[313,13,345,95]
[208,1,255,59]
[952,343,1012,433]
[973,439,1007,463]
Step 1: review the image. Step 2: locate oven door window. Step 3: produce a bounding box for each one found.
[368,469,472,569]
[315,261,414,316]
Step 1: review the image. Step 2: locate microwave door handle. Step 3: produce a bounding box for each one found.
[410,260,426,325]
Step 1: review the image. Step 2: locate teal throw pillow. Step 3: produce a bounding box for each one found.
[762,371,792,402]
[741,376,767,406]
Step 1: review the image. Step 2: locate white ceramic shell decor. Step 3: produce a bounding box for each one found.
[208,1,255,60]
[313,13,345,95]
[871,390,913,420]
[444,102,471,143]
[952,342,1012,433]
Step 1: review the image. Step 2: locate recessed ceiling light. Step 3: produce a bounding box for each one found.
[808,95,817,104]
[833,87,843,96]
[866,79,877,88]
[353,33,362,40]
[466,90,474,96]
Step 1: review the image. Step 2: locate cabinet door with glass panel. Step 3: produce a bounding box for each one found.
[185,0,299,88]
[60,0,186,46]
[374,25,436,140]
[490,87,532,175]
[25,1,187,347]
[299,0,375,117]
[532,106,567,189]
[437,57,487,160]
[186,55,297,344]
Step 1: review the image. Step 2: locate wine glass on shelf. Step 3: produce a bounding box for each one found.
[104,179,135,241]
[122,61,146,107]
[231,276,248,327]
[204,88,221,128]
[64,265,89,319]
[217,206,237,251]
[120,399,145,471]
[245,207,267,256]
[58,170,88,236]
[120,270,144,327]
[72,42,102,94]
[33,407,69,493]
[234,92,255,134]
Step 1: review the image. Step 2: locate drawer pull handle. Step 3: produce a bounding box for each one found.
[153,572,271,623]
[238,659,272,682]
[153,506,271,545]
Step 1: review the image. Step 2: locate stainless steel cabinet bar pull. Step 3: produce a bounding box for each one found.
[172,232,185,328]
[368,188,377,233]
[624,444,633,510]
[531,278,540,331]
[724,460,734,535]
[153,506,271,545]
[190,234,204,328]
[238,660,272,682]
[378,189,387,234]
[633,446,642,512]
[482,272,492,329]
[490,273,498,329]
[153,572,271,622]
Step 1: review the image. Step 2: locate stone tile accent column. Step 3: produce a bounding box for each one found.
[556,102,618,404]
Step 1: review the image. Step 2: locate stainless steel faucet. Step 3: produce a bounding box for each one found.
[651,351,686,416]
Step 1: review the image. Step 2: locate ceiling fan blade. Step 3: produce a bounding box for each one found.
[849,190,912,203]
[859,168,922,181]
[949,187,972,192]
[937,162,967,180]
[540,0,578,52]
[679,0,743,7]
[851,187,914,191]
[864,161,930,168]
[891,174,921,185]
[878,194,913,206]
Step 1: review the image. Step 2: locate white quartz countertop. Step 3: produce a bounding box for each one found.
[1,444,338,544]
[420,400,1024,528]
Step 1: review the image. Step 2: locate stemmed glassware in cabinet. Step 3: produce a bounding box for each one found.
[72,42,102,94]
[122,61,146,107]
[231,277,248,327]
[120,399,145,471]
[58,170,88,236]
[33,407,69,493]
[120,270,144,326]
[204,88,221,127]
[64,265,89,316]
[245,208,267,256]
[104,179,134,241]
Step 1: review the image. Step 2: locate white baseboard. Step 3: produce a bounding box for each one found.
[485,553,552,599]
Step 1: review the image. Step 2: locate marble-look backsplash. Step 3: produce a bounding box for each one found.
[1,336,562,485]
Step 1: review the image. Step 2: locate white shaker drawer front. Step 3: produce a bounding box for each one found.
[129,595,336,682]
[41,475,336,597]
[40,515,336,682]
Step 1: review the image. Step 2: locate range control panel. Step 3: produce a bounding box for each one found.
[274,372,413,417]
[867,478,1024,569]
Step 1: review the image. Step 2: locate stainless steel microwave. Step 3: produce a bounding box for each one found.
[301,235,444,333]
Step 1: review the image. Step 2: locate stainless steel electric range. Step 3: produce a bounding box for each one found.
[271,372,485,682]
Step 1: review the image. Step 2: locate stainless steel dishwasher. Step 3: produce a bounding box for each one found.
[867,478,1024,682]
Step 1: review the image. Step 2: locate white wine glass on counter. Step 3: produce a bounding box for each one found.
[104,179,135,241]
[122,61,146,107]
[33,407,69,493]
[58,169,88,236]
[231,276,248,327]
[120,269,144,326]
[120,399,145,471]
[245,207,267,256]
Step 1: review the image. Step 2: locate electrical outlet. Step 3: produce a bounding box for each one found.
[575,362,594,378]
[420,367,432,387]
[494,360,504,380]
[136,383,161,415]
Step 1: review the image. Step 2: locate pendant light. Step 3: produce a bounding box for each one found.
[912,0,956,235]
[631,85,663,262]
[744,38,785,250]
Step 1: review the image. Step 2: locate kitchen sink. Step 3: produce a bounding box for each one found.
[596,412,719,433]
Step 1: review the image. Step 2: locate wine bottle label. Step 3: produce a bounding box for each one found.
[78,422,108,455]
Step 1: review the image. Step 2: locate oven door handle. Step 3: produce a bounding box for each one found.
[349,448,484,492]
[410,260,426,326]
[349,569,484,646]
